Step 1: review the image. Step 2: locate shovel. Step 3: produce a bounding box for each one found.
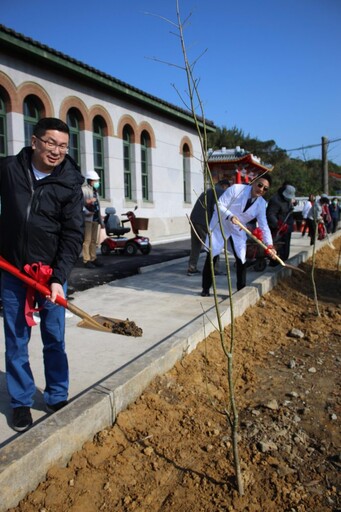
[321,220,335,250]
[233,219,305,274]
[0,256,142,336]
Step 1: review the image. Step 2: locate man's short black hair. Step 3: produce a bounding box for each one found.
[257,172,272,186]
[33,118,70,138]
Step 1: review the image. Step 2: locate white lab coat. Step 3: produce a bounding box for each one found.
[302,200,312,219]
[208,184,273,262]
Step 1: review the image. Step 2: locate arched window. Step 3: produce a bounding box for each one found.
[0,93,7,157]
[183,143,191,203]
[141,130,151,201]
[67,109,81,166]
[23,96,41,146]
[93,116,105,197]
[123,125,133,200]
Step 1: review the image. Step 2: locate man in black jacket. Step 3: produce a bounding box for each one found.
[187,179,230,275]
[0,118,84,432]
[266,183,296,264]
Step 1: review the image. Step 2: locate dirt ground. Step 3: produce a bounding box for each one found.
[9,238,341,512]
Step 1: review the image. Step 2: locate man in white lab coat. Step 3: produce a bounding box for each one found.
[201,173,277,295]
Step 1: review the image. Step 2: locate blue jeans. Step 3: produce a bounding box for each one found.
[2,272,68,408]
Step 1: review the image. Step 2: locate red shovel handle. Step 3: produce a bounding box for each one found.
[0,256,68,308]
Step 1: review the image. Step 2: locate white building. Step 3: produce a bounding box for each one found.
[0,24,215,243]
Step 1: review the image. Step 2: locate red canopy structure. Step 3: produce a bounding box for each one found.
[208,147,273,185]
[329,172,341,181]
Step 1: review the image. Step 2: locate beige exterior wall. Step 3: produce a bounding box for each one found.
[0,52,208,244]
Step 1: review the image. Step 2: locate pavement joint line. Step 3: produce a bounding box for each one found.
[0,234,339,511]
[139,255,190,273]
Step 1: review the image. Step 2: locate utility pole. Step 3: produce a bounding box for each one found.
[321,136,328,194]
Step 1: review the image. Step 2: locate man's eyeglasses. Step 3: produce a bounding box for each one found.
[35,135,69,153]
[257,182,269,192]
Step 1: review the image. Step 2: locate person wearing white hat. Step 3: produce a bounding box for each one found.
[267,182,296,264]
[82,170,104,268]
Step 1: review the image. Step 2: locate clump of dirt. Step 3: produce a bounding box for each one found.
[9,239,341,512]
[87,315,143,337]
[108,318,143,337]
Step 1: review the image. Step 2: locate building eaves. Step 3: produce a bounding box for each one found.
[208,147,273,172]
[0,24,216,132]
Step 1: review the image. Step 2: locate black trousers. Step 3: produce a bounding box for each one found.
[275,231,292,261]
[302,219,309,236]
[202,238,247,292]
[307,218,316,245]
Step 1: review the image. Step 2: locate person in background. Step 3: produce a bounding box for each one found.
[301,194,315,237]
[329,197,340,233]
[82,170,104,268]
[320,194,332,233]
[187,179,230,276]
[266,183,296,264]
[201,173,276,296]
[306,195,330,245]
[0,204,2,312]
[0,117,84,432]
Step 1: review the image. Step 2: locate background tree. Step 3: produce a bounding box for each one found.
[208,125,341,196]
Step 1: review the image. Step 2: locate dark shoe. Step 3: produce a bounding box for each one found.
[12,406,33,432]
[46,400,68,413]
[92,259,103,267]
[84,261,96,269]
[187,268,200,276]
[200,289,210,297]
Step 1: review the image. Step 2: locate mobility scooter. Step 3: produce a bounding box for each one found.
[101,206,152,256]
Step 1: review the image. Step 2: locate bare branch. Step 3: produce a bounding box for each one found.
[143,11,179,29]
[145,55,185,71]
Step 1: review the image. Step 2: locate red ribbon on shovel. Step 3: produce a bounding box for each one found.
[0,256,115,333]
[23,262,53,326]
[252,227,263,241]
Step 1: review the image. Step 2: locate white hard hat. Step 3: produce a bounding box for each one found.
[84,170,100,180]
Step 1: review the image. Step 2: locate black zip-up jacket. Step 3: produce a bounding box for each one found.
[0,147,84,285]
[266,191,294,233]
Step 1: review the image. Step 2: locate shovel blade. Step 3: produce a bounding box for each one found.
[283,263,306,274]
[77,314,143,337]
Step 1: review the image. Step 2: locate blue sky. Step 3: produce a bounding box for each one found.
[2,0,341,164]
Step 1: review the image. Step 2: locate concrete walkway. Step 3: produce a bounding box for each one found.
[0,232,338,511]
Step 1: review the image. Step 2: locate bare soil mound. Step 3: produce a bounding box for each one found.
[9,238,341,512]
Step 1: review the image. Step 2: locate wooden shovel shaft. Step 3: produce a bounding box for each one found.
[233,218,286,267]
[321,220,335,249]
[0,256,110,332]
[65,302,112,332]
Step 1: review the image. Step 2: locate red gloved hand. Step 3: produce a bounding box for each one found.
[277,220,288,235]
[264,245,274,256]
